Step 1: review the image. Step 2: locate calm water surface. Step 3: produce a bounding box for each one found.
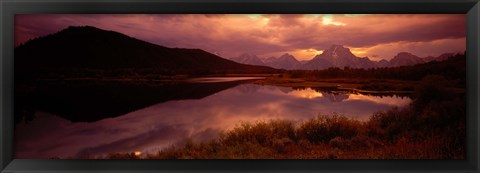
[15,77,411,159]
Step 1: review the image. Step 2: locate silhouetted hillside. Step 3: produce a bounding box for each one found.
[15,26,277,80]
[15,79,256,124]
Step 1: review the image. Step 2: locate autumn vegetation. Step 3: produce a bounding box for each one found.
[106,74,465,159]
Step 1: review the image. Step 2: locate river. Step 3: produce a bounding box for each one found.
[14,77,411,159]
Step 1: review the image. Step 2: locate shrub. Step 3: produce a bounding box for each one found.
[367,108,410,141]
[272,137,294,153]
[328,136,348,149]
[220,120,296,147]
[297,114,361,144]
[413,75,451,110]
[154,146,184,159]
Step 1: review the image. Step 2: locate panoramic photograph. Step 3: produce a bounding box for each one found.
[14,14,466,159]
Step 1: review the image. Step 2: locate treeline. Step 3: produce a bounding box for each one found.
[284,53,466,82]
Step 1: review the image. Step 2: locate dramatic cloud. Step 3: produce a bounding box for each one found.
[15,14,466,61]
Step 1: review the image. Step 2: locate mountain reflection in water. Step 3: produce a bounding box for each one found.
[14,79,411,159]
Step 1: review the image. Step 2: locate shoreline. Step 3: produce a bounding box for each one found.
[255,76,417,94]
[255,76,465,95]
[29,75,465,95]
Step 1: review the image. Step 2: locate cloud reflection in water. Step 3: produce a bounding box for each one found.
[15,83,411,159]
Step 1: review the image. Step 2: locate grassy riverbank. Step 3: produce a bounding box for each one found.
[106,75,465,159]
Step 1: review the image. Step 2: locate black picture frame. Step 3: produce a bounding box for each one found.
[1,0,479,172]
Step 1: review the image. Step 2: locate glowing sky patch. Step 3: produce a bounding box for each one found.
[322,15,347,26]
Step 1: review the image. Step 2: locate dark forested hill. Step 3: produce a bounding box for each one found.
[15,26,277,78]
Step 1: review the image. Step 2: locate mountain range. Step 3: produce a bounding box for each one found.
[16,26,460,76]
[15,26,277,77]
[265,53,302,70]
[229,45,459,70]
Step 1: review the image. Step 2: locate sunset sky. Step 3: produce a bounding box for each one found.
[15,14,466,61]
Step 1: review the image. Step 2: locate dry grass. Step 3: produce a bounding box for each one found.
[105,75,465,159]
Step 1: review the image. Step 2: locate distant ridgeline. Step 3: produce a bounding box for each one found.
[285,53,466,82]
[228,45,464,70]
[14,26,278,81]
[15,25,465,81]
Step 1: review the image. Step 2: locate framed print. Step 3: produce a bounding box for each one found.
[1,0,479,172]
